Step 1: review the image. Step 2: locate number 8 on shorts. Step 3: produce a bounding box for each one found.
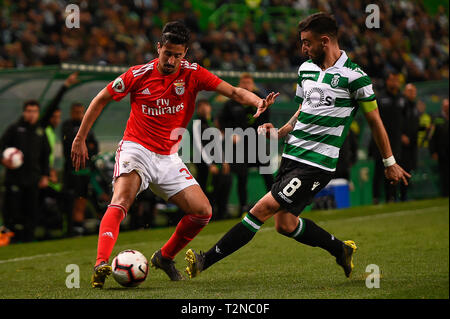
[282,177,302,197]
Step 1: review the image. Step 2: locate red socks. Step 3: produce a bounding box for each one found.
[95,204,126,267]
[161,214,211,260]
[96,207,210,264]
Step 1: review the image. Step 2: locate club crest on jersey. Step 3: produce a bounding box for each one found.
[330,74,340,88]
[112,77,125,93]
[174,80,185,95]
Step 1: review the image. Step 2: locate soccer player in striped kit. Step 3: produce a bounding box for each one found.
[185,13,411,279]
[70,21,279,287]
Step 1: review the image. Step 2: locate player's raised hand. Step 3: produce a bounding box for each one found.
[71,137,89,171]
[254,92,280,118]
[257,123,278,139]
[384,163,411,186]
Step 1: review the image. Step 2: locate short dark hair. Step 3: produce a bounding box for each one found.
[23,99,40,111]
[298,12,338,39]
[160,21,190,47]
[70,102,84,110]
[385,71,399,80]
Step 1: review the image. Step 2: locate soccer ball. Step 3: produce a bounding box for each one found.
[2,147,24,169]
[111,250,149,287]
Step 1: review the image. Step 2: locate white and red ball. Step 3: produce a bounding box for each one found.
[2,147,24,169]
[111,250,148,287]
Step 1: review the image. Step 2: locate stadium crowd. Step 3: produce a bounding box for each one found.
[0,0,449,85]
[0,1,448,244]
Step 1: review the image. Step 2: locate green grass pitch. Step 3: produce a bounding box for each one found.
[0,198,448,299]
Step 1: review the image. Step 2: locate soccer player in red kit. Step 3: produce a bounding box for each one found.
[71,21,279,287]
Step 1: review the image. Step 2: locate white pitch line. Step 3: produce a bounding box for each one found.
[0,205,445,264]
[316,205,445,225]
[0,251,70,264]
[241,206,446,234]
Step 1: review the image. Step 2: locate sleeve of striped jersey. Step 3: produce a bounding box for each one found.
[348,71,377,113]
[294,66,304,104]
[349,73,376,102]
[106,67,139,101]
[294,83,304,104]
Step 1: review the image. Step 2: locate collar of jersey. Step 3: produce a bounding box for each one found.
[310,50,347,72]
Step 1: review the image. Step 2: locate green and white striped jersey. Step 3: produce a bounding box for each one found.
[283,50,376,171]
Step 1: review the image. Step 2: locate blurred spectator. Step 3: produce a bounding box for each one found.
[0,100,50,242]
[369,72,405,203]
[0,1,447,87]
[416,100,432,148]
[62,102,99,236]
[399,83,420,201]
[1,72,77,241]
[335,121,359,182]
[38,72,80,239]
[217,73,273,214]
[193,99,232,220]
[429,98,449,197]
[42,72,79,169]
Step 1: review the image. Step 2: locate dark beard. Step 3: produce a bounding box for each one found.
[161,67,175,74]
[311,49,326,67]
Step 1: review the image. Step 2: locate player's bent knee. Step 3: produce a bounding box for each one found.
[275,223,294,235]
[109,198,132,213]
[194,202,212,218]
[110,191,137,213]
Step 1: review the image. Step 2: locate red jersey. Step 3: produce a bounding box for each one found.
[106,58,222,154]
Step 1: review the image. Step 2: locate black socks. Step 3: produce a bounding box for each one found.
[203,212,263,270]
[287,217,343,257]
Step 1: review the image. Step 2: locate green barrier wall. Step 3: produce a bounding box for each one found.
[0,66,447,208]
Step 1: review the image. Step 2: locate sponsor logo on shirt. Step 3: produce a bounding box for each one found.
[277,191,293,204]
[140,88,151,95]
[305,87,333,108]
[305,87,325,108]
[311,181,320,191]
[302,73,317,78]
[141,102,184,116]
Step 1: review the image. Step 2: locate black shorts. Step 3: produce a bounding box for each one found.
[271,157,334,215]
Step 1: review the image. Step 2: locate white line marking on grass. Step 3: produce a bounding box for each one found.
[0,252,70,264]
[2,206,444,263]
[239,206,447,234]
[317,205,445,225]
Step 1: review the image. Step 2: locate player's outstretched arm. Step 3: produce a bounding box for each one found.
[258,104,302,139]
[214,81,280,118]
[71,87,113,171]
[363,105,411,186]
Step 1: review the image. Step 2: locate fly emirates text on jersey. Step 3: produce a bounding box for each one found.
[141,98,184,116]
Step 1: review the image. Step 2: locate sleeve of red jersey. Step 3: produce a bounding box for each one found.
[195,65,223,91]
[106,68,139,101]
